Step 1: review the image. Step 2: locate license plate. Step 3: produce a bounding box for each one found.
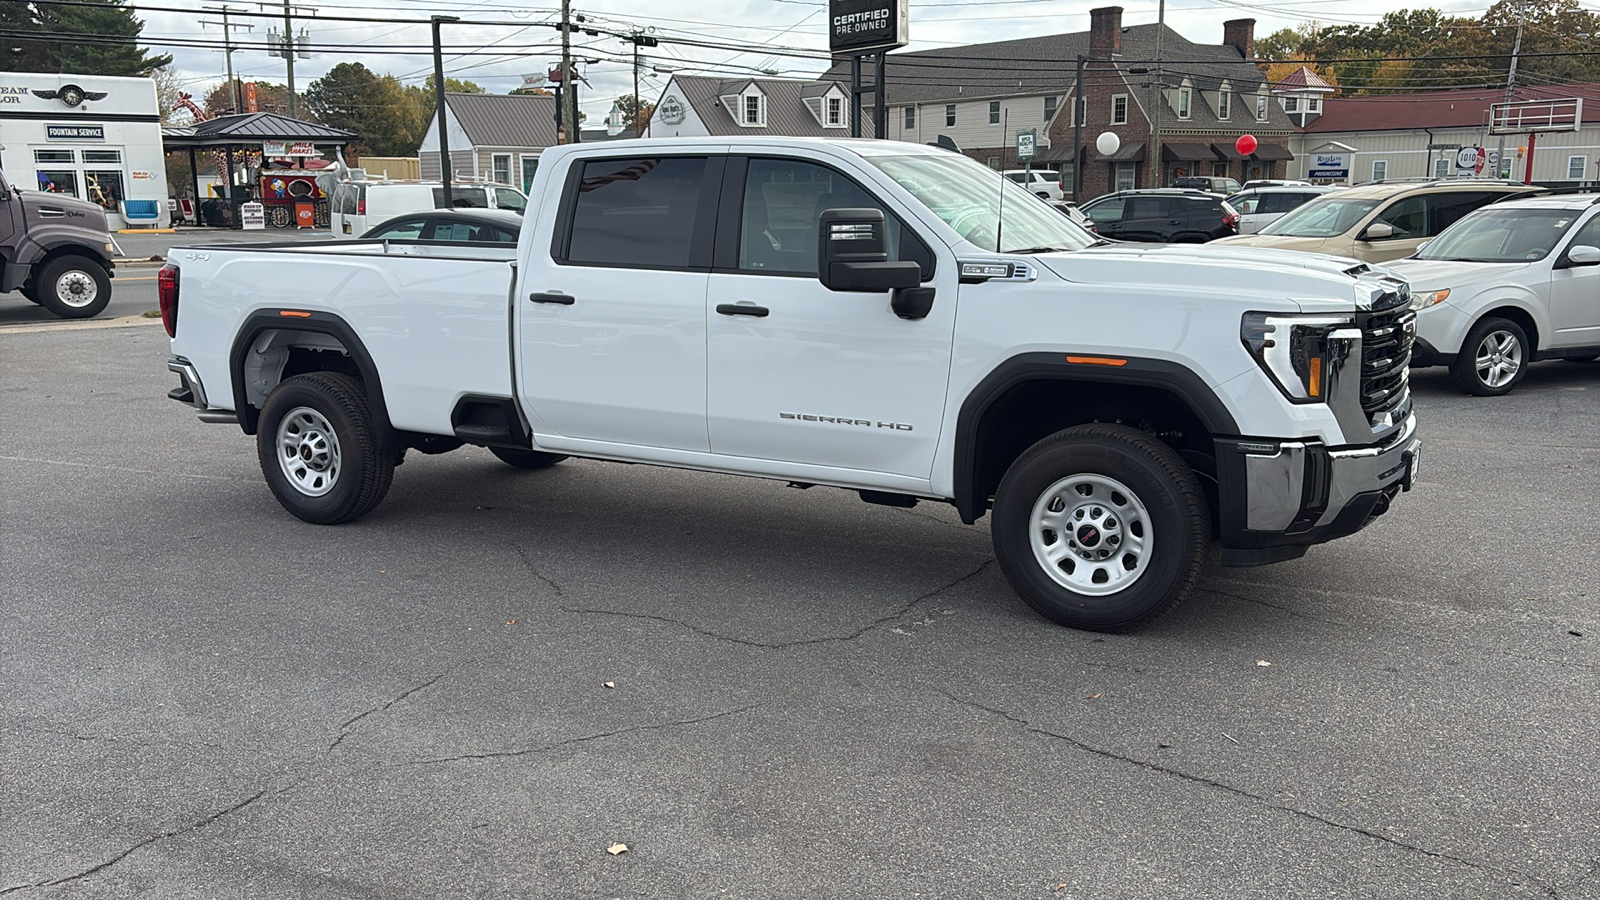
[1402,446,1420,492]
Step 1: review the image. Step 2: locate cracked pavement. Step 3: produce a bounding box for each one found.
[2,326,1597,899]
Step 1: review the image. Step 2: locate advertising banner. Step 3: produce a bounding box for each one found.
[262,140,318,157]
[829,0,909,53]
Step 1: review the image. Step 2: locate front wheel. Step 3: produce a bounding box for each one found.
[1450,316,1529,396]
[35,255,111,319]
[257,372,394,524]
[991,424,1209,632]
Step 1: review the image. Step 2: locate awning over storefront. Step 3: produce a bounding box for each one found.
[1035,145,1079,163]
[1251,144,1295,161]
[1211,142,1247,160]
[1095,142,1145,162]
[1161,143,1215,162]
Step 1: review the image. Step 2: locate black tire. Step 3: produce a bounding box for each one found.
[1449,316,1529,396]
[19,283,41,305]
[257,372,394,524]
[1561,356,1598,364]
[991,424,1209,632]
[35,255,111,319]
[489,446,568,469]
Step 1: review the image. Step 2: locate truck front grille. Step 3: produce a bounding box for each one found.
[1358,301,1416,423]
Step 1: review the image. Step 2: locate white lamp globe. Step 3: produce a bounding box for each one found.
[1095,131,1121,156]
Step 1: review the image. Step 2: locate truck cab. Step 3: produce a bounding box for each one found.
[0,168,117,318]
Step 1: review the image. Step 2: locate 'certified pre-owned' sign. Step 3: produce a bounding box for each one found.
[829,0,909,53]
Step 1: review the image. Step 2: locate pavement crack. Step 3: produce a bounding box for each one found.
[0,790,268,894]
[327,674,446,752]
[941,690,1558,897]
[406,704,760,767]
[562,559,994,649]
[510,543,564,595]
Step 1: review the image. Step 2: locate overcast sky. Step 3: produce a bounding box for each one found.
[141,0,1498,123]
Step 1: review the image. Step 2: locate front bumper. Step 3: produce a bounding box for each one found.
[1216,412,1420,566]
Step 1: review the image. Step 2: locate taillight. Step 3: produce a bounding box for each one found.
[357,199,366,214]
[1223,212,1239,230]
[157,264,179,338]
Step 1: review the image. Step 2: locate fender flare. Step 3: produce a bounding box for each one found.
[952,352,1241,523]
[228,309,393,443]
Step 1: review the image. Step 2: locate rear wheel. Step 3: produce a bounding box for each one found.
[257,372,394,524]
[489,446,568,469]
[991,424,1208,632]
[1450,317,1529,396]
[35,255,111,319]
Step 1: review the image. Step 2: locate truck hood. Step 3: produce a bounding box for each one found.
[1382,257,1534,291]
[21,190,112,232]
[1035,242,1396,309]
[1209,233,1336,254]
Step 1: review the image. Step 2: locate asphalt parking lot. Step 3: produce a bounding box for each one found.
[2,313,1597,898]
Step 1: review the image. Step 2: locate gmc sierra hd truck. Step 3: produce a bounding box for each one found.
[162,138,1421,632]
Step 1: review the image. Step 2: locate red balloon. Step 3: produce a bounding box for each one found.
[1236,134,1259,155]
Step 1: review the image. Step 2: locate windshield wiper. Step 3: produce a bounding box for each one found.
[1006,245,1075,254]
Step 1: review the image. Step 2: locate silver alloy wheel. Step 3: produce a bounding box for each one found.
[1028,473,1152,596]
[1474,329,1523,388]
[54,269,99,308]
[276,406,341,497]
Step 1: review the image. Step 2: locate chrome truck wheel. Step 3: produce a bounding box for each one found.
[276,406,342,497]
[257,373,394,524]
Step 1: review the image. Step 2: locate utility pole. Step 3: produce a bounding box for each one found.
[1072,54,1086,203]
[432,16,458,207]
[1495,5,1525,180]
[560,0,579,144]
[1151,0,1165,188]
[201,7,252,114]
[282,0,295,117]
[626,31,657,136]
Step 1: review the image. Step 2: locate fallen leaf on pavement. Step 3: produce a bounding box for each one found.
[607,843,628,855]
[1256,660,1272,667]
[603,681,616,689]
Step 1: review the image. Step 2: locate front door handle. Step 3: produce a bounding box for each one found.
[530,291,575,305]
[716,303,770,318]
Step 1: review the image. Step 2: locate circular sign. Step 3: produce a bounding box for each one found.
[1456,147,1480,169]
[1235,134,1258,155]
[1095,131,1121,156]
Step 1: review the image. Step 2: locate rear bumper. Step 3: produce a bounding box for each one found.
[167,356,238,424]
[1216,412,1420,566]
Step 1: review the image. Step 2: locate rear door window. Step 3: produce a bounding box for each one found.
[561,156,711,270]
[433,186,489,209]
[493,187,526,214]
[1126,197,1171,220]
[1375,196,1427,238]
[1427,191,1499,236]
[1085,198,1125,223]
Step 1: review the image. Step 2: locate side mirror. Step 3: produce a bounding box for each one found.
[817,208,922,293]
[1557,244,1600,268]
[1360,221,1395,241]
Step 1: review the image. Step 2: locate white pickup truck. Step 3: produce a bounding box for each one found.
[162,137,1421,631]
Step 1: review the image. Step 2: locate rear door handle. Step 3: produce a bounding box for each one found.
[716,303,770,318]
[529,291,575,305]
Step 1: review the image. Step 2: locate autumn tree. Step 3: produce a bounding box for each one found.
[305,64,424,156]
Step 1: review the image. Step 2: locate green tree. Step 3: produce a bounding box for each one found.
[420,75,485,94]
[305,64,423,156]
[612,94,654,130]
[201,80,294,118]
[0,0,171,76]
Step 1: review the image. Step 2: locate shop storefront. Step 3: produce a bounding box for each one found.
[0,73,170,229]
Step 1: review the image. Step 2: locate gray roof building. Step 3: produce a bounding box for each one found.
[647,75,853,138]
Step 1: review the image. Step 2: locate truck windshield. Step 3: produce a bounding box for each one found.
[1415,207,1579,263]
[866,155,1096,253]
[1259,196,1381,237]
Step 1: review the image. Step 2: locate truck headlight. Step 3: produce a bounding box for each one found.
[1410,288,1449,311]
[1241,312,1354,403]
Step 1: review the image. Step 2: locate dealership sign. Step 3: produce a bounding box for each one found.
[829,0,909,53]
[1308,152,1349,179]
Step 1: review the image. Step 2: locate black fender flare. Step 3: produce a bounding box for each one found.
[952,352,1241,523]
[228,309,394,444]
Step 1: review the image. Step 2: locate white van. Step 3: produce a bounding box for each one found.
[330,180,528,236]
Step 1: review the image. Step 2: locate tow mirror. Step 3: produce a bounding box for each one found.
[1557,244,1600,268]
[817,208,922,293]
[1360,221,1395,241]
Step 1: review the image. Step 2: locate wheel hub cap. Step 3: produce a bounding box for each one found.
[1029,474,1152,596]
[1475,331,1522,388]
[56,271,97,308]
[276,407,341,497]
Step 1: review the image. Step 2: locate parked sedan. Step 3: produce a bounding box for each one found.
[361,208,522,244]
[1386,193,1600,395]
[1224,185,1338,234]
[1078,189,1238,242]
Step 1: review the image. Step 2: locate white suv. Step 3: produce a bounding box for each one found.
[1002,169,1063,201]
[1387,193,1600,395]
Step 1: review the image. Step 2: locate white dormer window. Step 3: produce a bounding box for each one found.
[1284,96,1299,113]
[1257,90,1268,120]
[1308,97,1321,113]
[744,94,763,126]
[1177,84,1192,119]
[827,96,843,127]
[1217,82,1231,120]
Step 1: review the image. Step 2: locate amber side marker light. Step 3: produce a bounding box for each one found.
[1308,357,1324,397]
[279,310,312,318]
[1065,355,1128,366]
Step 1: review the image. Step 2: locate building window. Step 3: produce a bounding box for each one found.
[1217,91,1230,120]
[83,149,123,164]
[1308,97,1322,113]
[1178,88,1191,119]
[1116,163,1136,191]
[986,156,1001,169]
[1111,94,1128,125]
[904,106,916,129]
[35,169,80,197]
[989,100,1001,124]
[827,96,843,126]
[1568,155,1587,180]
[945,103,956,126]
[34,149,75,164]
[1372,160,1388,182]
[492,153,511,185]
[1257,92,1268,120]
[744,94,764,126]
[85,171,124,211]
[521,155,539,194]
[1213,161,1228,177]
[1284,96,1299,113]
[1044,95,1058,122]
